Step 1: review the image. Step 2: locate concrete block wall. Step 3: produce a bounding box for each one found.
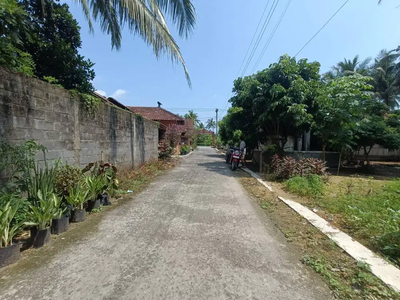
[0,68,158,169]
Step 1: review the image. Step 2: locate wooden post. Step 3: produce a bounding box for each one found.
[259,150,263,174]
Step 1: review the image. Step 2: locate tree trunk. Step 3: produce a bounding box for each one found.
[364,146,372,166]
[322,144,327,162]
[337,151,342,176]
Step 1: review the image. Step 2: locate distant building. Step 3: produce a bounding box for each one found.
[127,105,194,153]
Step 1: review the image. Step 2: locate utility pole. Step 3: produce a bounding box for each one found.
[215,108,219,136]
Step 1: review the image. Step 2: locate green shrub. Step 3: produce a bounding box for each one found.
[66,183,89,210]
[27,161,59,205]
[376,231,400,266]
[84,175,105,201]
[26,191,62,230]
[180,145,190,154]
[0,193,24,248]
[0,140,46,193]
[285,175,325,197]
[55,165,83,197]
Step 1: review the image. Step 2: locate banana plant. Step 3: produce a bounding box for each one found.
[66,184,90,210]
[25,190,61,230]
[0,194,23,248]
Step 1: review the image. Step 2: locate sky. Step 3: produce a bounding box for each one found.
[66,0,400,125]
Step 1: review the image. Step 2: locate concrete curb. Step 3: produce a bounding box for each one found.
[241,168,400,293]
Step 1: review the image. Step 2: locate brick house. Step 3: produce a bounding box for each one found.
[127,105,194,153]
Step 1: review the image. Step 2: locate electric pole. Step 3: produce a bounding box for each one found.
[215,108,219,136]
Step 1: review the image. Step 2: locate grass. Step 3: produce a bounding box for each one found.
[283,175,400,266]
[240,176,400,299]
[284,174,325,197]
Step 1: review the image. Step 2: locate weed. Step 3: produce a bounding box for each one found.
[284,174,325,197]
[90,207,102,213]
[240,177,400,300]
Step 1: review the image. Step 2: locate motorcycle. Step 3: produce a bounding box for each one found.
[225,145,235,164]
[229,147,242,171]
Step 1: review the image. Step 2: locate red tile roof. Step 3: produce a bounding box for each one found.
[127,107,183,121]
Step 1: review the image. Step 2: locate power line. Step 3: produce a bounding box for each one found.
[240,0,280,77]
[222,0,279,113]
[251,0,292,73]
[294,0,349,58]
[235,1,271,78]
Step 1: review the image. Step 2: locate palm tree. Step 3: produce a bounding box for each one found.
[330,55,371,78]
[184,110,200,125]
[75,0,196,86]
[206,118,216,131]
[371,49,400,109]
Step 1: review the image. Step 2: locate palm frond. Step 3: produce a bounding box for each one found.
[78,0,192,86]
[89,0,120,48]
[75,0,94,32]
[154,0,196,37]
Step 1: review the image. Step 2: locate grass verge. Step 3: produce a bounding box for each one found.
[281,175,400,267]
[240,176,400,300]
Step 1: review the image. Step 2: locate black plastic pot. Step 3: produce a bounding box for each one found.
[87,199,101,211]
[0,243,21,268]
[51,216,69,235]
[99,193,111,206]
[71,209,86,223]
[30,226,38,240]
[33,228,51,248]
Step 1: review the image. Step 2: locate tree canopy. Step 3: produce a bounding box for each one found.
[221,51,400,165]
[0,0,95,93]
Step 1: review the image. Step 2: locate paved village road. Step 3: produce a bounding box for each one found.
[0,147,333,300]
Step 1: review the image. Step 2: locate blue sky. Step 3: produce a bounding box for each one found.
[66,0,400,124]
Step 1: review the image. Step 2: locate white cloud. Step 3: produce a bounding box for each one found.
[95,90,107,97]
[110,89,128,99]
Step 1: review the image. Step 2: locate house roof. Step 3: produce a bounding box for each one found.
[197,129,214,135]
[127,106,183,121]
[92,92,131,112]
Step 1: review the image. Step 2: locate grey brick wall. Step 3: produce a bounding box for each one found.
[0,68,159,169]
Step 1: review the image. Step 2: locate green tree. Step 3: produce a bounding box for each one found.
[184,110,200,126]
[327,55,371,79]
[251,55,320,154]
[19,0,95,93]
[0,0,35,75]
[74,0,196,85]
[205,118,216,131]
[371,49,400,109]
[313,74,374,171]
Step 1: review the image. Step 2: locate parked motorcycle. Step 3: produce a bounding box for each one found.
[230,147,242,171]
[225,145,235,164]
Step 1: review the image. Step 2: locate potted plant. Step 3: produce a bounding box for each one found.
[0,194,24,268]
[51,197,68,235]
[66,184,89,222]
[26,191,60,248]
[85,175,104,211]
[99,167,118,206]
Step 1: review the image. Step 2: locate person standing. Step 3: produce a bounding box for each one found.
[240,139,246,168]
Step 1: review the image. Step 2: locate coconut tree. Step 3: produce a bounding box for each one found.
[74,0,196,85]
[371,49,400,109]
[184,110,200,126]
[330,55,371,78]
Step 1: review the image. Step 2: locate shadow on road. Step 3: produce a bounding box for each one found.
[206,153,226,159]
[197,161,247,178]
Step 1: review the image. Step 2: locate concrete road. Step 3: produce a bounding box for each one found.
[0,147,332,300]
